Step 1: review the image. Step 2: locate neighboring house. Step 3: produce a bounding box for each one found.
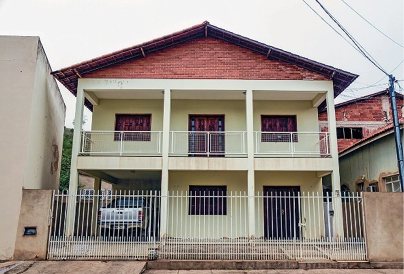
[319,89,403,152]
[0,36,66,260]
[319,90,403,193]
[51,22,359,258]
[339,121,403,193]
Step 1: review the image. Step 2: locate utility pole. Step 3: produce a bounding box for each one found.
[388,74,404,191]
[309,0,404,192]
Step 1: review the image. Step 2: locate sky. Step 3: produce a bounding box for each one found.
[0,0,403,130]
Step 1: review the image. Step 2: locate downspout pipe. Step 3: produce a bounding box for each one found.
[389,74,404,191]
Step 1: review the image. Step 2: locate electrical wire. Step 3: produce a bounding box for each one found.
[303,0,401,99]
[312,0,390,76]
[341,0,404,49]
[302,0,362,56]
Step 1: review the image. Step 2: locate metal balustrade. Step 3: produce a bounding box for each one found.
[254,132,330,157]
[80,131,162,156]
[80,131,330,157]
[48,190,366,261]
[170,131,247,157]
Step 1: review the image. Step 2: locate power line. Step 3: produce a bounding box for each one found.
[311,0,404,188]
[313,0,389,76]
[341,0,404,49]
[302,0,362,56]
[372,58,404,86]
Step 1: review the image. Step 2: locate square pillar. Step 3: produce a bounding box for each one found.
[246,89,255,238]
[65,83,85,236]
[160,88,171,238]
[91,177,101,236]
[325,87,344,237]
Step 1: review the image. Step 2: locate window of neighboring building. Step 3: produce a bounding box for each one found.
[114,114,151,141]
[356,182,364,192]
[385,175,401,192]
[341,184,350,196]
[336,127,363,139]
[261,115,297,142]
[366,182,378,192]
[340,184,350,202]
[189,186,227,215]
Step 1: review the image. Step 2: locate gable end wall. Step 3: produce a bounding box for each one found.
[83,38,329,81]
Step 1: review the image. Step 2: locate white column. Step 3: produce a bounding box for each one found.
[160,88,171,238]
[325,86,344,237]
[91,177,101,236]
[246,89,255,238]
[66,83,85,236]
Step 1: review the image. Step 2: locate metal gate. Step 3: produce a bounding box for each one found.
[48,190,366,261]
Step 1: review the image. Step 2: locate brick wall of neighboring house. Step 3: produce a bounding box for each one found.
[319,93,403,152]
[83,37,328,81]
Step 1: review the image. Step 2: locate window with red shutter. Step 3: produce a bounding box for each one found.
[114,114,151,141]
[261,115,297,142]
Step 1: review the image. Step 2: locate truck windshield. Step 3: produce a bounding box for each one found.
[108,198,144,208]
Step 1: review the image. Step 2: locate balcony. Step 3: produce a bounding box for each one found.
[254,131,330,157]
[169,131,247,157]
[80,131,163,156]
[80,131,330,158]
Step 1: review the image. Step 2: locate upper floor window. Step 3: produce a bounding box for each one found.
[385,175,401,192]
[114,114,151,141]
[189,185,227,215]
[336,127,363,139]
[261,115,297,142]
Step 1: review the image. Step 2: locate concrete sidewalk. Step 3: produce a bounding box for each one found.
[0,261,146,274]
[1,261,402,274]
[145,270,403,273]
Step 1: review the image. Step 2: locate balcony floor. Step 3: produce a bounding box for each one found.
[77,156,333,172]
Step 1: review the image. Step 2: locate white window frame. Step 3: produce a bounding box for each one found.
[384,174,401,192]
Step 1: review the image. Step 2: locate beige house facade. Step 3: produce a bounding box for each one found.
[0,36,66,260]
[53,22,358,242]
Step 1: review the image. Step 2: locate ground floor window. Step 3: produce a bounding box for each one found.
[385,175,401,192]
[189,185,227,215]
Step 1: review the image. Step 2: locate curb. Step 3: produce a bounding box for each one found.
[146,260,404,270]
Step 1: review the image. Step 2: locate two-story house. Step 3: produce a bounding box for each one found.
[49,22,363,260]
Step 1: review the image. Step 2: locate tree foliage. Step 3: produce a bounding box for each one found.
[59,127,74,190]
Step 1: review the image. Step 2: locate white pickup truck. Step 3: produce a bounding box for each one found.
[98,197,152,235]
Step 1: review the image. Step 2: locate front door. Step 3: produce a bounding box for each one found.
[263,186,300,239]
[189,115,225,157]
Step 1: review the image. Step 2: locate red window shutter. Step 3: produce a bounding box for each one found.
[261,115,297,142]
[115,114,151,141]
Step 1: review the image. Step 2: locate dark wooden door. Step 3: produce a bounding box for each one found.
[189,115,225,157]
[263,186,300,239]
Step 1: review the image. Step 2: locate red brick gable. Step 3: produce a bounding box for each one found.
[84,37,328,80]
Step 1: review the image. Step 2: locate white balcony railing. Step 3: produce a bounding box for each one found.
[80,131,329,157]
[254,131,330,157]
[170,131,247,157]
[81,131,162,156]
